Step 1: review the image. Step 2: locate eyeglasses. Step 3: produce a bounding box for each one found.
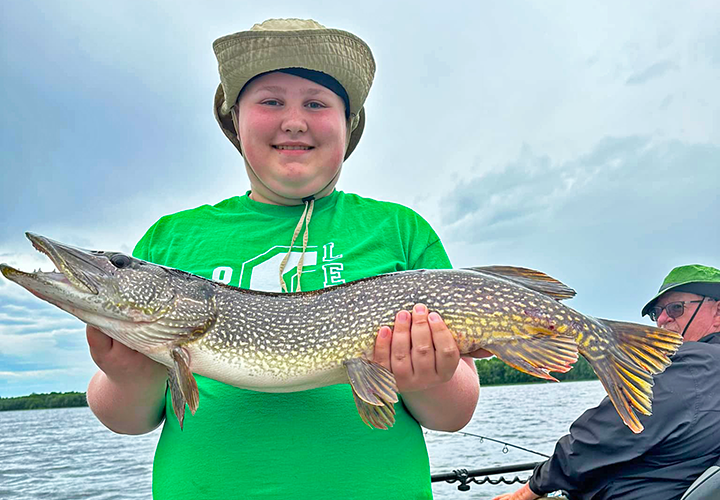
[648,300,704,322]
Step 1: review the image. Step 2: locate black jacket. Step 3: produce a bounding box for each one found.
[529,332,720,500]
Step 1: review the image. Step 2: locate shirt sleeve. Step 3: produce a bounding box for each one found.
[529,349,695,497]
[405,211,452,271]
[132,219,161,261]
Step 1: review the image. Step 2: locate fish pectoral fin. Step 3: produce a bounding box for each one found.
[580,320,683,434]
[167,367,186,430]
[488,328,579,382]
[169,346,199,430]
[344,358,399,430]
[464,266,576,301]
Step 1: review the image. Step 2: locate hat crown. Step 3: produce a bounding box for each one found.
[250,18,327,32]
[642,264,720,316]
[659,264,720,292]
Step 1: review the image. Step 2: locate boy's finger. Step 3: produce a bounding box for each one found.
[428,312,459,379]
[373,326,393,370]
[409,304,435,376]
[390,310,413,378]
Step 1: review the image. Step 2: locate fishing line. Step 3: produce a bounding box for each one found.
[427,430,551,459]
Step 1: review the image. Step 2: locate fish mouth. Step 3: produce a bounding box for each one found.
[0,233,100,295]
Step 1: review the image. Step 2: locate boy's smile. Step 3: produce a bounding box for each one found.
[234,72,348,205]
[273,141,314,154]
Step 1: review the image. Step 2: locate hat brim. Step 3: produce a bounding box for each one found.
[641,281,720,316]
[213,83,365,161]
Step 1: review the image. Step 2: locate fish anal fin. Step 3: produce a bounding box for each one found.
[344,358,398,430]
[488,327,579,382]
[464,266,576,301]
[579,319,683,434]
[170,346,199,429]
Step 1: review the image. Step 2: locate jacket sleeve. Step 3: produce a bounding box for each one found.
[529,350,694,497]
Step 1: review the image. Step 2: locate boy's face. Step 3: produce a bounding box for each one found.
[235,71,348,205]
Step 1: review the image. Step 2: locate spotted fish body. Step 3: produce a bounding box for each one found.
[195,270,576,387]
[1,233,683,433]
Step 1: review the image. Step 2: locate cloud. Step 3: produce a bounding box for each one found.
[442,136,718,244]
[440,136,720,321]
[625,61,679,85]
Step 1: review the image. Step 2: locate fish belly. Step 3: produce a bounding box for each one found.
[186,344,350,393]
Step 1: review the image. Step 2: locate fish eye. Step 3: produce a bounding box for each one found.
[110,254,132,269]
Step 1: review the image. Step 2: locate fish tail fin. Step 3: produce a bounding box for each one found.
[344,358,398,430]
[600,319,684,373]
[581,319,683,434]
[486,327,580,382]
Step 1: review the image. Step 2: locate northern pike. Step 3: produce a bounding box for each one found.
[1,233,683,433]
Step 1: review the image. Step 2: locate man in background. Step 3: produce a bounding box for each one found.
[494,264,720,500]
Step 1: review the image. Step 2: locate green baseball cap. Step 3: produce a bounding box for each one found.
[642,264,720,316]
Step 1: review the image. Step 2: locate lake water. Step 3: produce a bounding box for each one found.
[0,380,606,500]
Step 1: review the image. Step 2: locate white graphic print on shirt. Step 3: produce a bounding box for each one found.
[211,242,344,292]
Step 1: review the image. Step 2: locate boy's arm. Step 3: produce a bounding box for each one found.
[86,326,168,434]
[374,305,483,431]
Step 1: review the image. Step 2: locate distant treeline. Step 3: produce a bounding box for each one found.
[1,362,597,411]
[475,355,598,385]
[0,391,88,411]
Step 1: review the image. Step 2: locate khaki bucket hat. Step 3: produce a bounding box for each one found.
[213,18,376,160]
[641,264,720,316]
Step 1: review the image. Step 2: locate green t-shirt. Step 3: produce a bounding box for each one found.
[133,190,452,499]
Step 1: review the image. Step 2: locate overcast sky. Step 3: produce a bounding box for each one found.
[1,0,719,397]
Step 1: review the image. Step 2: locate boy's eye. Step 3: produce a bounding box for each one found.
[306,101,326,109]
[261,99,282,106]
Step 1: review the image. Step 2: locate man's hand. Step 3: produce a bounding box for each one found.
[493,483,542,500]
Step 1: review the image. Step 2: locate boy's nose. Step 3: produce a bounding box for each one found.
[281,108,308,134]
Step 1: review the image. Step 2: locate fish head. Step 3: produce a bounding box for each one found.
[0,232,179,325]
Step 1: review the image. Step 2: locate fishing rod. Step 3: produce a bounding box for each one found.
[430,461,543,492]
[426,430,551,458]
[427,431,551,492]
[456,431,551,458]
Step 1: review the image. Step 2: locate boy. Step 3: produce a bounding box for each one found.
[86,19,480,499]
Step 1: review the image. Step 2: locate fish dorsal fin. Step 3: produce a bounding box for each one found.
[464,266,576,301]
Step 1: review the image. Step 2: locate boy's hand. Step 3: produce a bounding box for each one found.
[373,304,460,392]
[86,325,168,434]
[86,326,167,384]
